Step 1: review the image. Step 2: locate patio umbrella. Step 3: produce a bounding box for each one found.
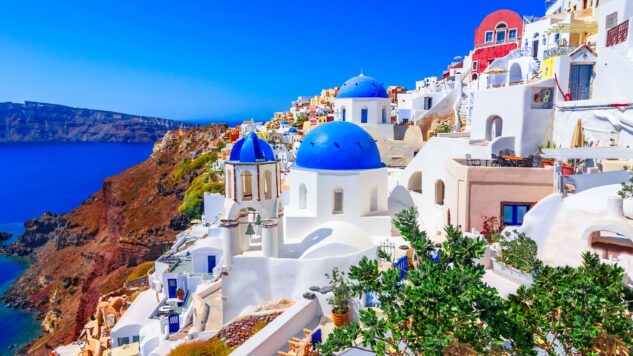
[571,119,585,148]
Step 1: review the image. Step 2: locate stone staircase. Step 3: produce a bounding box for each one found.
[458,89,471,129]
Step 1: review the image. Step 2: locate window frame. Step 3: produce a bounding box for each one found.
[485,31,494,43]
[332,189,344,214]
[500,202,534,226]
[508,28,518,40]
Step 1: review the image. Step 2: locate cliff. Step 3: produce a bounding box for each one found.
[0,101,198,143]
[1,125,227,354]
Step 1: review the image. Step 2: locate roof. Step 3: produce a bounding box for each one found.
[337,74,388,99]
[229,131,275,163]
[295,121,384,171]
[111,289,159,333]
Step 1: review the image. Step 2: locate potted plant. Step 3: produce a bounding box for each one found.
[325,267,352,327]
[175,288,185,301]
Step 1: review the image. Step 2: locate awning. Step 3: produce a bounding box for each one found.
[545,22,598,35]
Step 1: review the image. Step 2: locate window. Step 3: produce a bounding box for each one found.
[502,203,532,226]
[423,97,433,110]
[606,12,618,30]
[299,183,307,209]
[381,107,387,123]
[117,337,130,346]
[341,107,346,121]
[264,170,273,199]
[496,30,506,43]
[508,29,517,40]
[472,61,478,71]
[132,335,140,343]
[485,31,494,43]
[554,33,560,44]
[542,34,547,45]
[361,108,368,123]
[333,189,344,214]
[435,180,445,205]
[241,171,253,200]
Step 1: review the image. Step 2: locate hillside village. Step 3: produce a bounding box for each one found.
[52,0,633,355]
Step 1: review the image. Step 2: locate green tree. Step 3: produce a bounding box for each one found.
[618,175,633,199]
[320,210,515,355]
[496,231,542,274]
[508,252,633,355]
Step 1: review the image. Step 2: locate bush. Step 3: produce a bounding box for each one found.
[172,152,218,182]
[168,338,232,356]
[496,231,542,273]
[126,261,154,282]
[179,173,224,220]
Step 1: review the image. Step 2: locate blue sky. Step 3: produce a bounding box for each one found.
[0,1,546,123]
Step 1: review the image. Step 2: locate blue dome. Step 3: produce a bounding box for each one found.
[288,127,297,133]
[337,74,388,99]
[295,121,384,170]
[229,131,275,163]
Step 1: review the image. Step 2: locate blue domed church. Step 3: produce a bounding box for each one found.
[284,121,391,243]
[333,73,394,139]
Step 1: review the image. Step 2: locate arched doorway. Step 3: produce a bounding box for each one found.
[509,63,523,85]
[407,172,422,194]
[299,183,307,209]
[485,116,503,140]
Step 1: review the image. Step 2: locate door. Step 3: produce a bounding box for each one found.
[207,255,216,274]
[569,64,592,101]
[532,40,539,59]
[167,279,177,299]
[168,313,180,333]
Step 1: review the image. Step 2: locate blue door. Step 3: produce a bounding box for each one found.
[569,64,592,101]
[207,255,216,274]
[361,109,368,123]
[168,313,180,333]
[167,279,177,299]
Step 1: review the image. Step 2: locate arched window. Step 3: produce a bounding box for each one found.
[495,23,507,43]
[333,188,344,214]
[341,106,346,121]
[408,172,422,194]
[226,170,233,199]
[435,180,445,206]
[299,183,307,209]
[381,107,388,123]
[264,170,273,200]
[241,171,253,200]
[370,186,378,212]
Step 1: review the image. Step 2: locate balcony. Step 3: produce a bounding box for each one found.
[607,20,629,47]
[475,38,521,50]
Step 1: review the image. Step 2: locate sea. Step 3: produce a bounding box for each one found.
[0,142,154,353]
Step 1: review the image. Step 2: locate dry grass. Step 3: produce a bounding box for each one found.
[168,338,232,356]
[126,261,155,282]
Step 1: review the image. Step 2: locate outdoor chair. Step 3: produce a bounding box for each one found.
[532,155,543,168]
[465,154,481,166]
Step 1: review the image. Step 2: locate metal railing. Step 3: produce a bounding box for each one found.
[474,38,521,50]
[544,46,574,59]
[607,20,629,47]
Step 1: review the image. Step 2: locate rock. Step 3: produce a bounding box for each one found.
[169,213,190,231]
[0,232,11,242]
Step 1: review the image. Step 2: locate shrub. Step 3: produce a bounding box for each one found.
[496,231,542,273]
[325,267,351,314]
[179,173,224,220]
[168,338,232,356]
[172,152,218,182]
[126,261,154,282]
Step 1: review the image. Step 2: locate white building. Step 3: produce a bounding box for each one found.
[333,73,395,139]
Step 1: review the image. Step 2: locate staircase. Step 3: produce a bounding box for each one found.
[458,88,471,129]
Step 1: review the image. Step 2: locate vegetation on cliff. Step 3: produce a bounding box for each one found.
[1,124,228,353]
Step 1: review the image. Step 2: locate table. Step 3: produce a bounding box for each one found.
[501,155,524,161]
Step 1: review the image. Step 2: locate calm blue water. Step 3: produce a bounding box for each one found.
[0,142,153,353]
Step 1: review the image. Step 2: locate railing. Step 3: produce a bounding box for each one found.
[544,46,574,59]
[474,38,521,50]
[607,20,629,47]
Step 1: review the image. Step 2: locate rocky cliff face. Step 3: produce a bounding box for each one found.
[1,125,227,354]
[0,101,198,143]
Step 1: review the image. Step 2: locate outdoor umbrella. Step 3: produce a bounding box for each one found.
[571,119,585,148]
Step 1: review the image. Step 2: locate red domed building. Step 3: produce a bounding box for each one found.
[471,9,524,80]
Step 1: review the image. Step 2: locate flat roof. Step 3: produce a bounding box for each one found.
[543,147,633,160]
[111,289,159,333]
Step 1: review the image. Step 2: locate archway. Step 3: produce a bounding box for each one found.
[240,171,253,200]
[435,180,445,206]
[264,170,273,200]
[485,116,503,140]
[370,186,378,212]
[226,170,233,199]
[341,106,347,121]
[407,172,422,194]
[509,63,523,85]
